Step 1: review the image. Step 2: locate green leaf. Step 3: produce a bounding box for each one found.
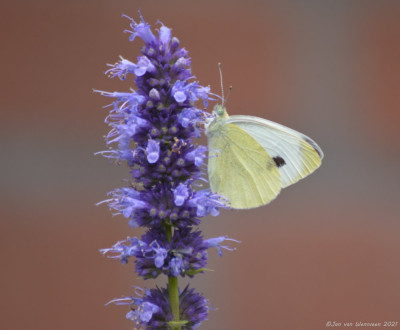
[184,268,213,276]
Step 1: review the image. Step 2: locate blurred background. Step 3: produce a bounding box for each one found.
[1,0,399,329]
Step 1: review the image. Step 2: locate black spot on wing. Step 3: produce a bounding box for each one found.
[272,156,286,168]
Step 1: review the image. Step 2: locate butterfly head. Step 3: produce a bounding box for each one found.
[205,104,229,134]
[212,104,229,119]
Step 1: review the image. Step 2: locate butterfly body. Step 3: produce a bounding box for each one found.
[205,105,323,209]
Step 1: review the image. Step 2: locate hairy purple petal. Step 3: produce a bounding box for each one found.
[173,183,189,206]
[146,139,160,163]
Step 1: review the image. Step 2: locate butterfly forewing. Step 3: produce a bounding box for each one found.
[226,115,323,188]
[208,123,281,209]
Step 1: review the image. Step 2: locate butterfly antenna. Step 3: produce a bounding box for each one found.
[218,62,225,104]
[225,85,233,105]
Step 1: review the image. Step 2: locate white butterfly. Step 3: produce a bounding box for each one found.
[205,104,323,209]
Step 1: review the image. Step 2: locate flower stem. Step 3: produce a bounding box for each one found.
[166,222,172,243]
[169,276,180,330]
[165,223,180,330]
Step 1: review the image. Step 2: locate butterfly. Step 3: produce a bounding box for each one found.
[205,104,324,209]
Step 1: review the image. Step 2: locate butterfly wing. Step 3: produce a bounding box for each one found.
[226,115,323,188]
[208,122,281,209]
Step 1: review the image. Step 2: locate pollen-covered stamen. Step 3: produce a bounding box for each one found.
[171,137,187,154]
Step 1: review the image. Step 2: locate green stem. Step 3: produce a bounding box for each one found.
[165,223,181,330]
[166,222,172,243]
[169,276,180,330]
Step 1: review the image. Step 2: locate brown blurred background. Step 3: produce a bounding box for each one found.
[1,1,400,329]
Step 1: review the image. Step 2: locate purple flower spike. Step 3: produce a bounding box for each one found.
[97,13,237,328]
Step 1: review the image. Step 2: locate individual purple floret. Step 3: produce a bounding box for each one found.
[97,12,237,328]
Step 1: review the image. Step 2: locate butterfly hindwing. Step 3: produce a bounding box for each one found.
[226,115,323,188]
[208,123,281,209]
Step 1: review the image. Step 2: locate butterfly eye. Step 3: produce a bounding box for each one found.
[217,108,224,116]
